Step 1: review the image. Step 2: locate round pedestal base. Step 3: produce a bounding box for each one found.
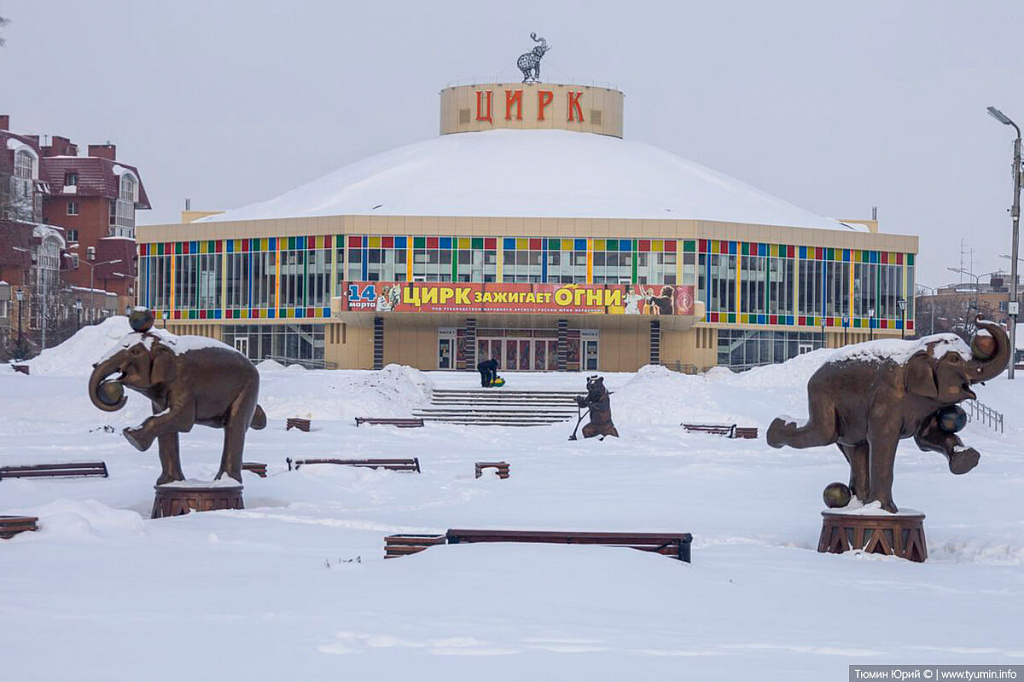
[151,482,244,519]
[818,510,927,562]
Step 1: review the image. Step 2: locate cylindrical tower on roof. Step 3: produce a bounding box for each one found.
[440,83,624,138]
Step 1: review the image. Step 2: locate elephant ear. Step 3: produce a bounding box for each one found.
[905,352,938,398]
[150,345,177,385]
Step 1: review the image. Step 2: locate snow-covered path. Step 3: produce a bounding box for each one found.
[2,321,1022,680]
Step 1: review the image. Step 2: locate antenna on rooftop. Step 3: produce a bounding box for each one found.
[871,206,877,221]
[185,198,191,211]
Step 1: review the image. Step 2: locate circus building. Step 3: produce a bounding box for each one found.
[136,63,918,372]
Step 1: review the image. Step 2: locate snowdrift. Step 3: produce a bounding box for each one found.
[26,316,132,376]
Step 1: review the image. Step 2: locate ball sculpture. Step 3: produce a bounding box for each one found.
[823,482,853,509]
[971,333,997,362]
[128,307,155,333]
[96,379,125,407]
[937,405,968,433]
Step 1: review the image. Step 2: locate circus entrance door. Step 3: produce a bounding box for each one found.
[476,330,561,371]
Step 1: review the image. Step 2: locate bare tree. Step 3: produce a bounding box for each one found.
[0,15,10,47]
[916,293,998,341]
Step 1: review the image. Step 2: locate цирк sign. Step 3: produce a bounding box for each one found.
[339,281,694,316]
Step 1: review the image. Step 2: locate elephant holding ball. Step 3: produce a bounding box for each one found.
[767,321,1009,512]
[89,324,266,485]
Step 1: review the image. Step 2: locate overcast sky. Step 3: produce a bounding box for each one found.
[2,0,1023,288]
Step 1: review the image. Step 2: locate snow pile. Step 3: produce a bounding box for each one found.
[24,499,145,540]
[705,333,975,393]
[258,363,433,420]
[98,327,236,362]
[831,333,971,365]
[27,316,132,376]
[256,358,287,372]
[612,365,748,426]
[709,348,836,389]
[201,129,862,232]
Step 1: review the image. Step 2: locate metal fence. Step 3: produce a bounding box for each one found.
[965,399,1004,434]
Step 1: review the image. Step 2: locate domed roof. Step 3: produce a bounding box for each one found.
[203,129,863,231]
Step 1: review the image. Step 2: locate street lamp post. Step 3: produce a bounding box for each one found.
[80,258,122,326]
[897,297,907,340]
[987,105,1021,379]
[83,258,122,295]
[74,300,82,331]
[917,284,937,336]
[14,288,24,361]
[868,307,875,341]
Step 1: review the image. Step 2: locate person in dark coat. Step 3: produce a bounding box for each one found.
[477,358,499,387]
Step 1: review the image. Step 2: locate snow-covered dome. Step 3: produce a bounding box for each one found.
[203,128,863,231]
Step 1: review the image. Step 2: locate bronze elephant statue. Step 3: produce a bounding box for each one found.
[89,329,266,485]
[767,321,1009,512]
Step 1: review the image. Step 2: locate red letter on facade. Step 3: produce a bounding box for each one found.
[537,90,554,121]
[475,90,493,123]
[505,89,523,121]
[567,91,585,122]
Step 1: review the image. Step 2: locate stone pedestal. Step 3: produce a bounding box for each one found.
[151,481,244,519]
[818,510,927,562]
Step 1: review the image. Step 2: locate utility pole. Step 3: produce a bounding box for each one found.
[988,106,1021,379]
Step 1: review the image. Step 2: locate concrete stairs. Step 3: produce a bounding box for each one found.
[412,388,580,426]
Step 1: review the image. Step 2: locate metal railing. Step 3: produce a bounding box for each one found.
[965,399,1004,434]
[262,355,338,370]
[662,361,703,375]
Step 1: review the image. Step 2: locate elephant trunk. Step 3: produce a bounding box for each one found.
[968,320,1012,383]
[88,355,127,412]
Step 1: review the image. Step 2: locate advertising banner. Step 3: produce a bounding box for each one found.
[339,281,694,316]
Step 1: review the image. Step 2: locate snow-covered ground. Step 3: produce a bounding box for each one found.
[2,320,1022,681]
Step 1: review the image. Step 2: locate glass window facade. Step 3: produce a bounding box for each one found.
[138,233,915,335]
[698,239,914,332]
[718,329,827,370]
[222,324,325,364]
[139,235,335,321]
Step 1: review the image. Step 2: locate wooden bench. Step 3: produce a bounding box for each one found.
[384,529,692,562]
[384,533,447,559]
[286,417,311,432]
[0,515,38,539]
[0,461,109,480]
[732,427,759,439]
[242,462,267,478]
[11,364,30,375]
[682,423,736,437]
[354,417,424,428]
[475,461,510,479]
[286,457,421,473]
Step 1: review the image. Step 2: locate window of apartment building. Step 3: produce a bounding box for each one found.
[64,172,78,186]
[67,201,79,216]
[114,173,138,238]
[67,229,79,243]
[5,149,38,222]
[14,149,35,179]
